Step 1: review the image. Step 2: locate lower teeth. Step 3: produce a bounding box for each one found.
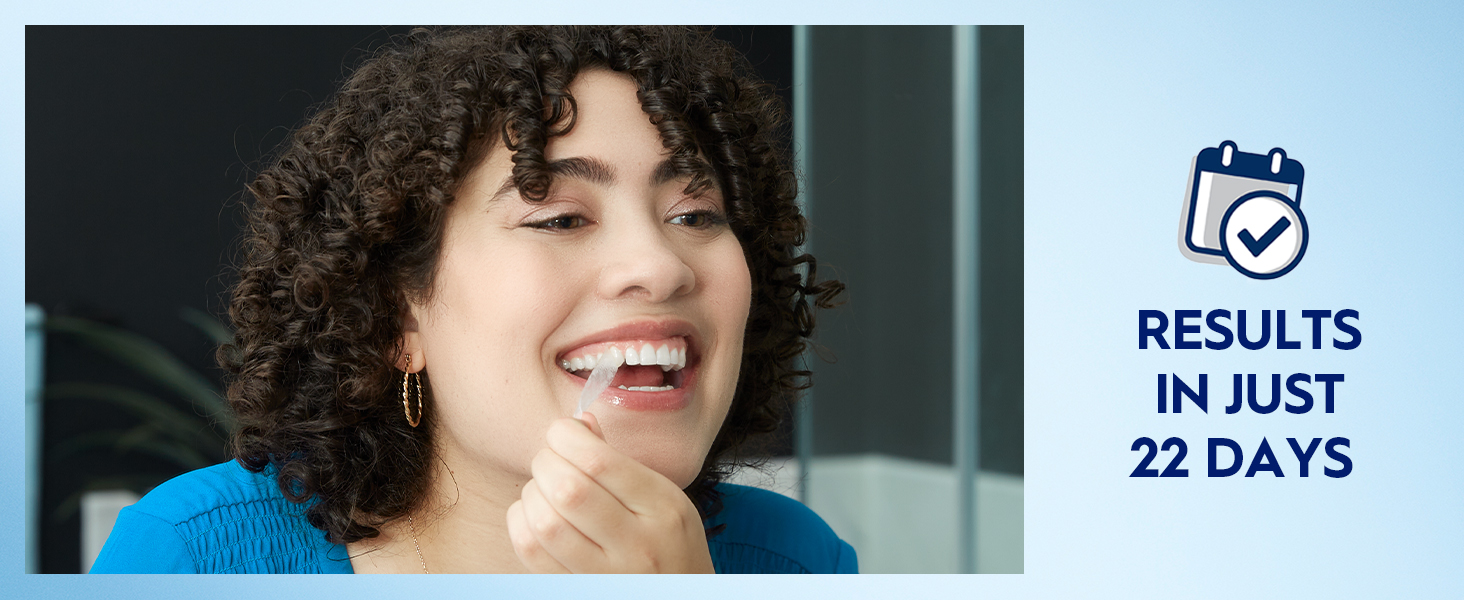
[617,385,675,392]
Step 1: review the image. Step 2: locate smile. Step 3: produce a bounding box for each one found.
[559,337,691,392]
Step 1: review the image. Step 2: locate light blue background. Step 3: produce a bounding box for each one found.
[9,0,1463,597]
[1025,1,1462,597]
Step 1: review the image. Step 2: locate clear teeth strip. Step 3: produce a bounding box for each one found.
[575,348,625,419]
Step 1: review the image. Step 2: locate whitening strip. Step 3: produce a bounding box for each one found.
[575,347,625,419]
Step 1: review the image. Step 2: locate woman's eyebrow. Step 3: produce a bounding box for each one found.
[553,156,684,186]
[489,157,682,201]
[489,156,615,202]
[549,156,617,186]
[650,159,682,185]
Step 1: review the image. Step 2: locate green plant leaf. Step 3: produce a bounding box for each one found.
[180,306,234,346]
[114,428,214,469]
[46,315,236,432]
[49,425,216,471]
[49,427,154,462]
[45,383,228,453]
[52,473,181,522]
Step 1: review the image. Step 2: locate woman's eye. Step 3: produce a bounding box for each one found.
[528,214,589,230]
[669,210,727,229]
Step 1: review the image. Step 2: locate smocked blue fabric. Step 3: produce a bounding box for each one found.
[90,461,856,574]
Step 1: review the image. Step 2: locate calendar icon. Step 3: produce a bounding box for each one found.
[1178,141,1309,279]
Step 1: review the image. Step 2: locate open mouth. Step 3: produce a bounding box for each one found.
[558,337,691,392]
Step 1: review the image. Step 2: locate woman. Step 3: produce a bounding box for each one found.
[91,26,849,574]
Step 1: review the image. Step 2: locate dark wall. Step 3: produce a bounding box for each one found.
[25,25,792,574]
[804,26,1024,474]
[978,26,1025,477]
[805,27,957,462]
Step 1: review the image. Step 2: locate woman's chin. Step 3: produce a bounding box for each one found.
[569,366,727,489]
[643,456,704,490]
[597,423,710,488]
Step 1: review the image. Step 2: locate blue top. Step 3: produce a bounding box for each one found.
[90,461,856,574]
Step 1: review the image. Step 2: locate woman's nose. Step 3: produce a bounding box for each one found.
[596,223,696,303]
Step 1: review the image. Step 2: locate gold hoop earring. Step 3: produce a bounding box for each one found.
[402,354,423,428]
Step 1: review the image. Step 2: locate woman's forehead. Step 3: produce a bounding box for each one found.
[547,71,664,164]
[464,70,690,204]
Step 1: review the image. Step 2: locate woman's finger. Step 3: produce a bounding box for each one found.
[505,498,572,574]
[544,418,686,516]
[530,446,635,545]
[518,479,606,573]
[578,411,605,439]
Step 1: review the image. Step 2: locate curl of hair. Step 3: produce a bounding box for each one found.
[223,26,844,545]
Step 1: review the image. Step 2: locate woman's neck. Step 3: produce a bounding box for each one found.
[347,452,528,573]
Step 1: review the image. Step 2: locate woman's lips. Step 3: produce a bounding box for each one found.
[557,319,697,362]
[557,337,698,412]
[558,360,697,412]
[556,321,702,412]
[598,367,696,412]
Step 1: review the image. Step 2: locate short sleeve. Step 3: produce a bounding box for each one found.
[84,462,351,574]
[89,507,196,573]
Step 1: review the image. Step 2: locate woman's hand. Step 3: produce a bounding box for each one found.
[505,414,716,573]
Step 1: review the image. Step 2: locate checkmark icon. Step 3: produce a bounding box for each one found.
[1237,217,1291,257]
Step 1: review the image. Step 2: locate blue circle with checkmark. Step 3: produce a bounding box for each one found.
[1218,190,1308,279]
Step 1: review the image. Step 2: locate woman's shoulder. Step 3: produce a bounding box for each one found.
[122,460,284,521]
[708,483,858,574]
[89,461,351,573]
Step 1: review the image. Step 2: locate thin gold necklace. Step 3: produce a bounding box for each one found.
[407,516,430,574]
[406,458,457,574]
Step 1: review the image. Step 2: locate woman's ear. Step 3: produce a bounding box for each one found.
[398,311,425,373]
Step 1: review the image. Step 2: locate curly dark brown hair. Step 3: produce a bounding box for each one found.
[224,26,842,545]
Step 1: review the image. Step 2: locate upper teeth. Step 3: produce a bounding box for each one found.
[561,343,687,372]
